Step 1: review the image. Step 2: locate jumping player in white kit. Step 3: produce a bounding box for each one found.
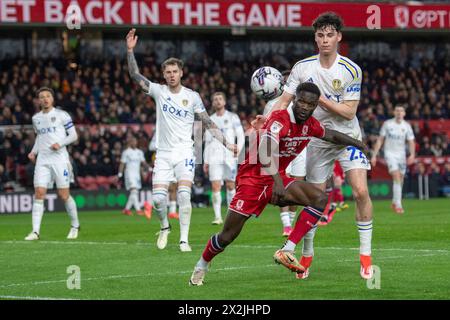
[269,12,374,280]
[126,28,237,252]
[203,92,245,225]
[118,136,151,218]
[25,87,80,241]
[371,105,415,214]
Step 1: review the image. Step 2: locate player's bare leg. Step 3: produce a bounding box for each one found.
[168,182,179,219]
[346,169,374,279]
[153,183,171,249]
[211,180,223,225]
[178,180,193,252]
[273,180,329,274]
[25,187,47,240]
[58,188,80,239]
[391,170,405,214]
[190,209,249,286]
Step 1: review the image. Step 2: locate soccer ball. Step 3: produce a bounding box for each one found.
[250,66,284,101]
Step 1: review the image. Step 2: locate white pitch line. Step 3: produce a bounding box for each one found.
[0,264,278,289]
[1,240,449,254]
[0,295,78,300]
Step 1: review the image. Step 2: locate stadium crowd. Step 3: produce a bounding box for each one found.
[0,40,449,194]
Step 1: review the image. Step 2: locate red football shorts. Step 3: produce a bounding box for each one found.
[229,175,296,217]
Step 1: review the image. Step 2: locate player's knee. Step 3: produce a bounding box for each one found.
[313,192,329,210]
[352,185,369,201]
[152,190,168,209]
[58,191,70,202]
[177,186,192,208]
[217,231,236,247]
[34,189,46,200]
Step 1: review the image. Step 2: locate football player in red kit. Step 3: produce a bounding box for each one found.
[189,82,369,286]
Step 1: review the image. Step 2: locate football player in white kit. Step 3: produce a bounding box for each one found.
[371,105,415,214]
[270,13,374,279]
[25,87,80,241]
[203,92,245,225]
[126,29,237,252]
[118,137,151,218]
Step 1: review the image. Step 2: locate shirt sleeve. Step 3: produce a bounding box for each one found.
[261,113,289,144]
[283,64,301,96]
[193,92,206,114]
[120,151,127,164]
[406,123,415,141]
[342,64,363,101]
[379,122,387,137]
[308,117,325,139]
[147,82,162,99]
[62,111,74,132]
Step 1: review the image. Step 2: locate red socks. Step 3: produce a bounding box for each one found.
[288,206,323,245]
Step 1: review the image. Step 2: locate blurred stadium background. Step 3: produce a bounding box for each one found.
[0,0,449,300]
[0,0,449,212]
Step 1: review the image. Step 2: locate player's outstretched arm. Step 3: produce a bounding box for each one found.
[258,135,285,204]
[126,28,150,92]
[319,98,359,121]
[196,111,237,155]
[322,128,369,158]
[272,91,294,112]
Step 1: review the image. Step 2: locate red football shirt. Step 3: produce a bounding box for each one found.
[237,106,325,185]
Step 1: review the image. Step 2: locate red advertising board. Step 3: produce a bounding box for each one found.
[1,0,450,30]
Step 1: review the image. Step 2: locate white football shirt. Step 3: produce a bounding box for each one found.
[284,53,363,148]
[204,110,245,164]
[379,118,415,158]
[147,83,206,152]
[32,108,74,165]
[121,148,145,176]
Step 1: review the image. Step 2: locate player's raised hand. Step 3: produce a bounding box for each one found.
[271,175,286,206]
[126,28,138,51]
[27,152,36,164]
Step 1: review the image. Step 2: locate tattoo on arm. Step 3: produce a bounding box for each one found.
[196,111,228,148]
[127,51,150,92]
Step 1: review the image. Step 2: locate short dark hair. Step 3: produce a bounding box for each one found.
[36,86,55,97]
[395,104,407,111]
[313,12,344,33]
[161,57,184,71]
[296,82,321,98]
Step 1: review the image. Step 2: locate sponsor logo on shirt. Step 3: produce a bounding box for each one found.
[346,84,361,93]
[37,127,57,134]
[162,104,189,118]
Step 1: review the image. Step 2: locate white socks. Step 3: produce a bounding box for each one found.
[280,211,291,228]
[302,226,317,257]
[393,181,402,208]
[196,257,209,270]
[178,186,192,244]
[153,188,169,229]
[226,189,236,206]
[289,210,296,225]
[212,192,222,220]
[282,240,296,252]
[65,196,79,228]
[357,220,373,256]
[32,199,44,234]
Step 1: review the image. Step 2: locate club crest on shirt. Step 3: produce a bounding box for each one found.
[182,99,188,106]
[302,125,309,136]
[270,121,283,134]
[224,120,228,125]
[51,117,56,122]
[332,79,342,90]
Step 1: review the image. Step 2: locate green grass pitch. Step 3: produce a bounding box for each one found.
[1,199,449,300]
